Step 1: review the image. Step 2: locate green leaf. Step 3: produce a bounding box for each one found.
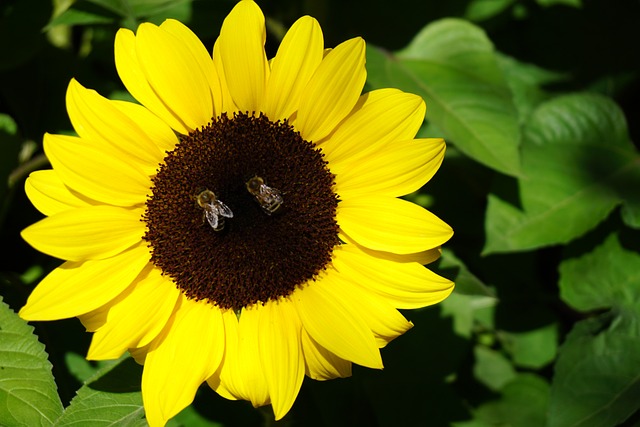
[64,352,111,384]
[84,0,130,16]
[440,293,497,339]
[437,250,498,338]
[46,6,118,29]
[169,403,223,427]
[464,0,516,22]
[55,356,146,426]
[366,19,521,177]
[484,93,640,253]
[496,53,568,122]
[473,374,550,427]
[0,114,20,206]
[552,233,640,427]
[537,0,582,7]
[500,323,559,369]
[438,249,495,297]
[473,345,516,392]
[0,297,64,426]
[549,317,640,427]
[128,0,193,22]
[559,232,640,312]
[621,201,640,229]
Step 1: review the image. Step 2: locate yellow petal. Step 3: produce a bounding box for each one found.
[257,300,305,420]
[337,196,453,254]
[296,37,366,142]
[19,242,150,321]
[320,89,426,164]
[21,205,144,261]
[293,276,382,369]
[333,244,454,309]
[159,19,222,116]
[262,16,323,121]
[333,138,445,198]
[114,28,190,134]
[341,232,443,265]
[44,133,151,207]
[86,266,180,360]
[135,22,214,131]
[111,100,179,154]
[300,328,352,380]
[209,306,270,408]
[218,0,268,113]
[25,170,92,217]
[212,39,238,114]
[329,273,413,348]
[66,79,165,172]
[206,309,240,401]
[142,295,225,427]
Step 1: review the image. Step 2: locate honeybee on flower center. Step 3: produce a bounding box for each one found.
[245,176,283,215]
[195,189,234,231]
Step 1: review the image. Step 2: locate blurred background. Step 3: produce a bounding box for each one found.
[1,0,639,426]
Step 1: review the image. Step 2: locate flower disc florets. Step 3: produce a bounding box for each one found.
[143,112,340,310]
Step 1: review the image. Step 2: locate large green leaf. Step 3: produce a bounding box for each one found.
[0,298,63,426]
[54,356,146,426]
[496,53,567,122]
[559,232,640,312]
[550,233,640,427]
[484,93,640,253]
[366,18,521,177]
[472,374,550,427]
[549,316,640,427]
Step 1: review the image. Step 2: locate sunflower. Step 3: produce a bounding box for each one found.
[20,0,454,425]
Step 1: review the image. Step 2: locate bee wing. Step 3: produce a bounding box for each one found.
[261,185,283,204]
[204,208,219,229]
[215,201,234,218]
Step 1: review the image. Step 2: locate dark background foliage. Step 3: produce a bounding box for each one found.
[1,0,639,426]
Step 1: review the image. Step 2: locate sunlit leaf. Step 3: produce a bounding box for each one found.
[55,356,146,426]
[500,323,559,369]
[484,93,640,253]
[496,53,568,121]
[537,0,582,8]
[46,6,118,29]
[64,352,114,384]
[0,298,64,425]
[0,114,20,204]
[621,201,640,229]
[550,233,640,426]
[473,374,550,427]
[366,19,521,177]
[559,232,640,312]
[438,249,495,297]
[549,316,640,427]
[128,0,192,21]
[473,345,516,391]
[440,293,497,339]
[464,0,516,22]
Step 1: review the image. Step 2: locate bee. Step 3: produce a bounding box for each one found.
[245,176,283,215]
[195,189,234,231]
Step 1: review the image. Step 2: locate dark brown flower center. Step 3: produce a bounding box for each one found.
[143,113,339,310]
